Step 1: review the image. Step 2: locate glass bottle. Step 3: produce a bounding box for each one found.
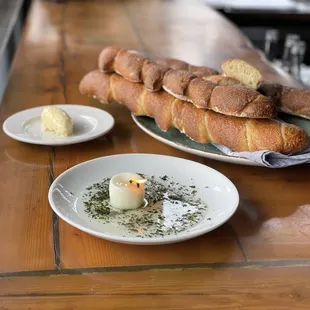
[264,29,279,61]
[298,40,307,65]
[282,34,300,72]
[291,44,301,80]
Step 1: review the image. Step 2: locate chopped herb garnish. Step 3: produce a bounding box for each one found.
[82,174,208,238]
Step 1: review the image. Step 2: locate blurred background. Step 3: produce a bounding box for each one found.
[1,0,310,102]
[202,0,310,85]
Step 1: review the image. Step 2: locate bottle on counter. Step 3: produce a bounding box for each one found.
[291,44,301,80]
[291,41,310,86]
[264,29,279,61]
[298,40,307,65]
[290,40,307,83]
[281,33,300,72]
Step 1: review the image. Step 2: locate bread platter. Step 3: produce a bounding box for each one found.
[79,46,310,167]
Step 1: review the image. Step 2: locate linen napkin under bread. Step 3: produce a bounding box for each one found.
[212,139,310,168]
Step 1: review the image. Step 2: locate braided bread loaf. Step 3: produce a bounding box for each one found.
[79,70,308,154]
[259,81,310,120]
[98,46,218,91]
[99,47,276,119]
[162,70,276,118]
[219,58,310,120]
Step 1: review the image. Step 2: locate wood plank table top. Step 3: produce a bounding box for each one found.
[0,0,310,308]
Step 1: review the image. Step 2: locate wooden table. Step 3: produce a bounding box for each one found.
[1,0,310,308]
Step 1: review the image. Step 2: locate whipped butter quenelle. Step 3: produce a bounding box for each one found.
[41,106,73,136]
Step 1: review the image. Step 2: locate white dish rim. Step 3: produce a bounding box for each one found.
[48,153,240,245]
[3,104,115,146]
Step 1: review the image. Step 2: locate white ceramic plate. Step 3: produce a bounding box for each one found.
[48,154,239,245]
[3,105,114,146]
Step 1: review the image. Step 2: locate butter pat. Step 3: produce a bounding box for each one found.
[41,106,73,136]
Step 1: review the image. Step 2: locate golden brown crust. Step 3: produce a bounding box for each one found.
[143,89,175,131]
[163,70,196,97]
[259,81,310,119]
[246,119,283,152]
[171,99,185,134]
[98,46,121,72]
[181,102,209,143]
[186,78,215,108]
[189,66,219,78]
[205,75,243,86]
[114,49,145,82]
[281,87,310,119]
[153,59,219,76]
[205,111,248,152]
[154,58,189,70]
[247,119,308,154]
[110,74,144,114]
[79,71,309,154]
[183,78,277,118]
[281,122,309,153]
[79,70,112,103]
[211,85,277,118]
[141,60,169,91]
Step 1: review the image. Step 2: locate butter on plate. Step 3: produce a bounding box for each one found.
[41,106,73,136]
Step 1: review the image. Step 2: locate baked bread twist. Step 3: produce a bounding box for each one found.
[99,47,277,119]
[259,81,310,120]
[79,70,308,154]
[162,70,277,118]
[98,46,218,91]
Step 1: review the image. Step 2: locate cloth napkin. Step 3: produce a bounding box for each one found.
[212,139,310,168]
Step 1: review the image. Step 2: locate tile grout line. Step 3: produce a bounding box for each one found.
[2,259,310,278]
[0,292,211,298]
[49,149,61,270]
[228,223,249,262]
[46,0,68,271]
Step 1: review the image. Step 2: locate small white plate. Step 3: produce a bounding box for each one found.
[48,154,239,245]
[3,105,114,146]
